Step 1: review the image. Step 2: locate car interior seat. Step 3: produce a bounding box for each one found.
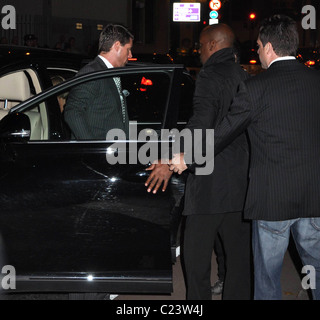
[0,70,42,139]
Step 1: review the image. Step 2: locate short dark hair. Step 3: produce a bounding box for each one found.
[259,14,299,56]
[99,24,134,53]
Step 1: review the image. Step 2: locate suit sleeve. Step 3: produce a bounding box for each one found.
[64,59,105,140]
[186,70,222,131]
[184,80,253,172]
[64,80,99,139]
[179,71,222,164]
[214,81,253,155]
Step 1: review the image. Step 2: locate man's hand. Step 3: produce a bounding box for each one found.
[145,161,173,194]
[168,153,188,174]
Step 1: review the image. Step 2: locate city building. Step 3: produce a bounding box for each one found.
[0,0,319,56]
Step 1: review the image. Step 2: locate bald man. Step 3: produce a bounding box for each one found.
[181,24,252,300]
[144,24,252,299]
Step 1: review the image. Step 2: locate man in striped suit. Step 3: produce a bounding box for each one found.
[169,15,320,300]
[64,24,134,140]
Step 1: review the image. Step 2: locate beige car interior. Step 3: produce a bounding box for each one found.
[0,69,48,140]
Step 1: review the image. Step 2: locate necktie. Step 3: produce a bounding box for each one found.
[114,77,126,124]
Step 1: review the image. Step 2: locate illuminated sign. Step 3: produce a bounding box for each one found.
[209,0,221,11]
[209,1,221,24]
[209,19,219,25]
[173,3,201,22]
[209,11,218,19]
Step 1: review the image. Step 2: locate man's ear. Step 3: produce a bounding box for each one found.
[265,42,274,55]
[112,40,121,52]
[209,40,215,52]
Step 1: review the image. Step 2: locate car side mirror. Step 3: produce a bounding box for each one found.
[0,112,31,142]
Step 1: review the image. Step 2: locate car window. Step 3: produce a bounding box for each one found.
[178,72,194,125]
[124,72,170,123]
[6,70,173,141]
[47,67,78,81]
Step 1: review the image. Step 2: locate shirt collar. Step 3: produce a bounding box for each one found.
[268,56,296,68]
[98,55,113,68]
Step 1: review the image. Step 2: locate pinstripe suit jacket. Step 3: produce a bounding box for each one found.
[64,56,129,140]
[214,60,320,221]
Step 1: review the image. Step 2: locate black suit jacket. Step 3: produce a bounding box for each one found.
[183,48,250,216]
[64,56,129,139]
[214,60,320,221]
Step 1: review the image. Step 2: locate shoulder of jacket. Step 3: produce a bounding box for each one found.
[78,58,103,74]
[199,63,224,79]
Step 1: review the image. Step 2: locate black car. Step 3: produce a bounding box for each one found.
[0,46,194,298]
[0,45,88,80]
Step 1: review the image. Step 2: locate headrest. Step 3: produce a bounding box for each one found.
[0,71,31,101]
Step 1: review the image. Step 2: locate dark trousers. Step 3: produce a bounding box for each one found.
[183,212,252,300]
[214,233,226,281]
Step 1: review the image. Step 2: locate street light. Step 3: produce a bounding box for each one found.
[248,13,257,51]
[249,13,256,20]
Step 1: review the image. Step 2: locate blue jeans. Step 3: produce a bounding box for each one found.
[253,218,320,300]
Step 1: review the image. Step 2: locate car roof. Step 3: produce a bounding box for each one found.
[129,53,174,64]
[0,45,88,71]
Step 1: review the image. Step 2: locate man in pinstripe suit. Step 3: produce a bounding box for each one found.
[64,24,134,140]
[170,15,320,300]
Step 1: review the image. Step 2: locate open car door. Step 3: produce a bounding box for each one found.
[0,65,185,295]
